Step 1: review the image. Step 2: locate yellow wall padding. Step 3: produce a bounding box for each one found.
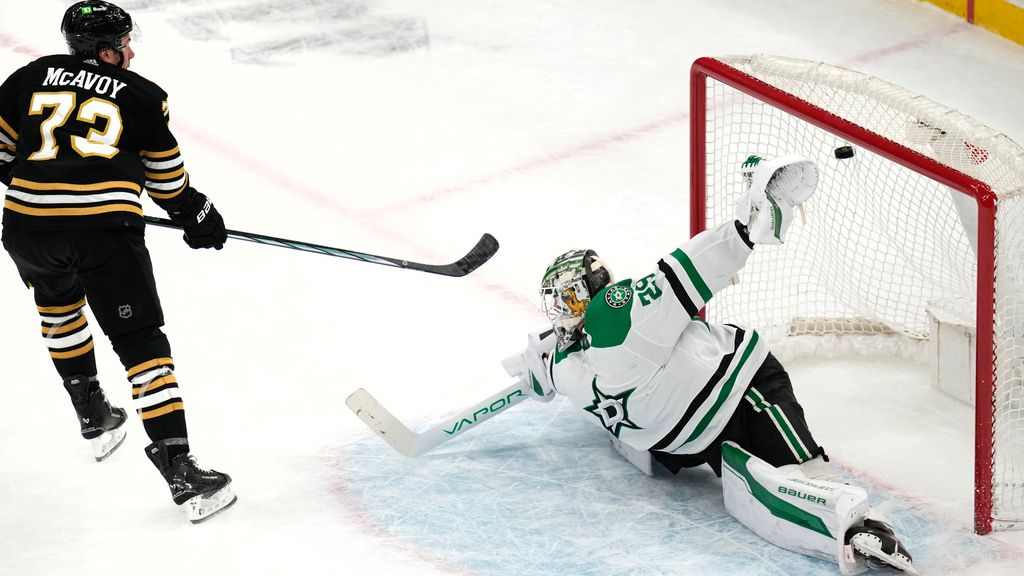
[975,0,1024,45]
[919,0,970,18]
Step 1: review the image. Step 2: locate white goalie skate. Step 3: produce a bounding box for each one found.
[184,484,237,524]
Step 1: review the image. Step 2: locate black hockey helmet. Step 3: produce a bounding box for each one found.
[61,1,133,58]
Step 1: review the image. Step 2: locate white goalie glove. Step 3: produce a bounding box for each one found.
[735,154,819,244]
[501,330,557,402]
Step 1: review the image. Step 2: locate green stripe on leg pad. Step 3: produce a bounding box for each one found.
[721,442,832,538]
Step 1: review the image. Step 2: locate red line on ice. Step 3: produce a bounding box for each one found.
[366,111,689,217]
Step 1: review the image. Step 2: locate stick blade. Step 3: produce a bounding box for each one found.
[455,233,499,276]
[405,233,499,277]
[345,388,419,456]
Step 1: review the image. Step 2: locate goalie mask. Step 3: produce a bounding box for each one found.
[539,249,613,347]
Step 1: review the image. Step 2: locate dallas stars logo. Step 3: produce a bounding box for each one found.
[584,378,641,437]
[604,284,631,309]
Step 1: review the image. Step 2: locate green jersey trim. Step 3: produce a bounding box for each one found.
[584,279,634,349]
[669,248,712,303]
[683,330,760,445]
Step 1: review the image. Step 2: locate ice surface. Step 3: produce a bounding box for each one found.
[2,0,1024,574]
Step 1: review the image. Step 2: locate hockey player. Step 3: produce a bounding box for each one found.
[0,1,234,523]
[503,154,918,574]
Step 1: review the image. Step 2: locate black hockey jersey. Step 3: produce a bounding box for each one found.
[0,54,192,231]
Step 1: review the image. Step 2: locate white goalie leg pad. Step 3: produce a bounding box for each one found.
[799,454,843,484]
[607,432,653,476]
[721,442,870,575]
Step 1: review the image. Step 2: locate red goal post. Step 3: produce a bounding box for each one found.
[689,55,1024,535]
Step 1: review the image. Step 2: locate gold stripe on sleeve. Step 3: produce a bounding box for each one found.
[145,166,186,180]
[0,114,18,140]
[140,146,180,159]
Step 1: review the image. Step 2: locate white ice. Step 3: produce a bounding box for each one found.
[2,1,1024,575]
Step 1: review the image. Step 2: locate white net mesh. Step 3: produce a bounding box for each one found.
[697,54,1024,530]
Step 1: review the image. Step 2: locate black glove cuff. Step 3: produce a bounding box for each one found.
[169,188,206,225]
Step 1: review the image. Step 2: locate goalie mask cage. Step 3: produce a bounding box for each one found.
[690,54,1024,535]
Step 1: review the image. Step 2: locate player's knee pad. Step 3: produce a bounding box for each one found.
[721,441,870,575]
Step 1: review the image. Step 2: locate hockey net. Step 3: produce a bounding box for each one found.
[691,54,1024,534]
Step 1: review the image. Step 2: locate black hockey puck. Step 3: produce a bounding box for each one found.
[834,145,855,159]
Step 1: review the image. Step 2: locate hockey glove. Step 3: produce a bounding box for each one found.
[501,330,557,402]
[171,189,227,250]
[735,154,818,245]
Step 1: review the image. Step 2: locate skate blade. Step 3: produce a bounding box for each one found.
[185,485,237,524]
[850,534,920,575]
[91,427,127,462]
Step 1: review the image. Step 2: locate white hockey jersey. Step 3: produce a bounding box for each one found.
[548,221,770,455]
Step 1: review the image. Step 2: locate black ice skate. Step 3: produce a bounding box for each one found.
[845,518,919,575]
[146,440,237,524]
[63,375,127,461]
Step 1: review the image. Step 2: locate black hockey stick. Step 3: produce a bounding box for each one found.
[144,216,499,277]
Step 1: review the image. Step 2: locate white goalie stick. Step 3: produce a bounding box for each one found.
[346,382,531,457]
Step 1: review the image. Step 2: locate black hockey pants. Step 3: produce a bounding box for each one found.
[3,226,188,444]
[652,353,825,476]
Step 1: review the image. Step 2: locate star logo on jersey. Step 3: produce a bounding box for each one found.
[604,285,632,309]
[584,378,641,437]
